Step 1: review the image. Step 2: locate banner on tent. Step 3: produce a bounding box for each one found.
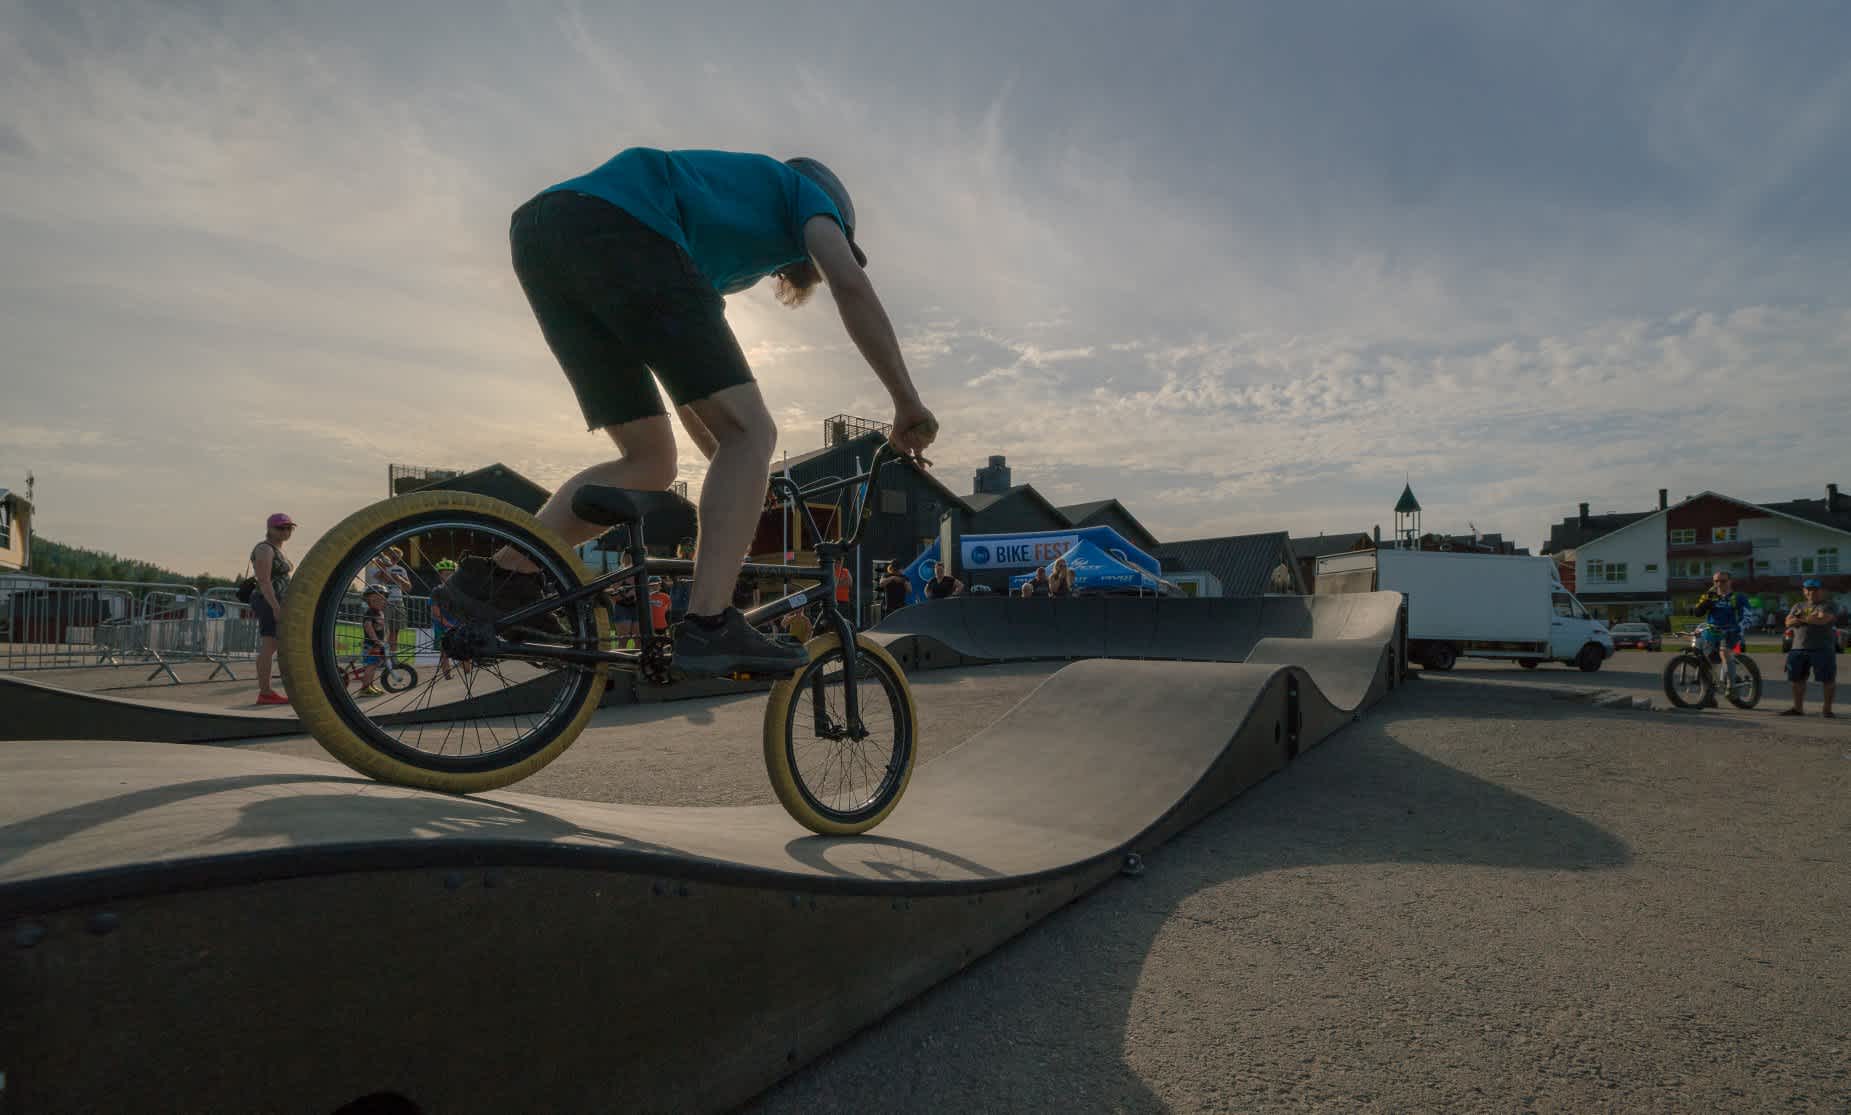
[963,535,1079,570]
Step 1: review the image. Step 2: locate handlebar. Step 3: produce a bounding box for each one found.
[767,440,918,552]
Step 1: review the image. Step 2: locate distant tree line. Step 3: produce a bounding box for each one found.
[28,537,235,590]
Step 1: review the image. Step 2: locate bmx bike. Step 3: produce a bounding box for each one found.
[1661,622,1762,710]
[336,649,418,694]
[279,444,919,835]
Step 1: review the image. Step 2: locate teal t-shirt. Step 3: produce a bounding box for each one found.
[547,148,847,295]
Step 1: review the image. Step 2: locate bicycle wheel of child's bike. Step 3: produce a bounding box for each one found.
[279,492,608,793]
[762,632,918,835]
[381,659,419,693]
[1721,655,1762,709]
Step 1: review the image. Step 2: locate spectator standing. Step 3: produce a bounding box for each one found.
[1018,581,1036,598]
[1782,578,1837,718]
[249,512,296,706]
[431,559,465,679]
[365,547,412,662]
[834,561,853,613]
[878,560,910,620]
[923,561,962,600]
[1049,556,1074,598]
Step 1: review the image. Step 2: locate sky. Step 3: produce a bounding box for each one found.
[3,0,1848,574]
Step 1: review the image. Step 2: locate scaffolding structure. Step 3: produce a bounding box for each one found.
[823,414,892,448]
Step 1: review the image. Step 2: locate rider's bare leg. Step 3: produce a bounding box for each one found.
[676,403,719,461]
[684,382,777,616]
[1790,679,1806,713]
[493,414,678,572]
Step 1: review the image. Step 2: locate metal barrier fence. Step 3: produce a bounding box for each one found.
[0,576,262,683]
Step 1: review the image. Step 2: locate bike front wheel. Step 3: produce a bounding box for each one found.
[762,632,918,835]
[1721,654,1762,709]
[280,491,609,792]
[1662,652,1712,709]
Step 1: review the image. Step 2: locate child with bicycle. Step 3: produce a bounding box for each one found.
[355,587,390,697]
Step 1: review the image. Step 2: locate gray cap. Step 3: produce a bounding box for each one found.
[785,156,867,267]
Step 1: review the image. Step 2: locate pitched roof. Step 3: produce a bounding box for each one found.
[422,462,551,513]
[964,484,1072,524]
[1154,531,1303,596]
[1056,499,1116,522]
[1394,483,1422,514]
[1289,532,1374,560]
[1555,489,1851,555]
[1761,495,1851,534]
[1544,510,1653,554]
[774,431,971,513]
[1057,498,1161,549]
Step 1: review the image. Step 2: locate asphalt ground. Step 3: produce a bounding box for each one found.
[198,652,1851,1112]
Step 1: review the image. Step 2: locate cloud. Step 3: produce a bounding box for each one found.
[0,0,1845,572]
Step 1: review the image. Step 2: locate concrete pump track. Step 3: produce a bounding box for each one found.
[1,592,1406,1113]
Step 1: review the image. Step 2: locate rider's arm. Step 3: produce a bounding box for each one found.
[804,217,924,411]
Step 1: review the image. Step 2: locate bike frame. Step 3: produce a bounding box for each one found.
[1681,624,1744,689]
[486,444,905,728]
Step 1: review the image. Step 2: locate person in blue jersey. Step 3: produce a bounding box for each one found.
[1691,569,1752,705]
[446,149,937,677]
[1692,570,1752,642]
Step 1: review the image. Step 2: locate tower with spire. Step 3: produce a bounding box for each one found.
[1394,479,1422,549]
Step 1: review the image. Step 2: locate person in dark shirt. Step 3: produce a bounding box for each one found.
[878,560,911,616]
[923,561,962,600]
[1782,578,1837,717]
[1029,567,1051,597]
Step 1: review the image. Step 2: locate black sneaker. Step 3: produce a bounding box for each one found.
[672,607,808,677]
[436,556,567,637]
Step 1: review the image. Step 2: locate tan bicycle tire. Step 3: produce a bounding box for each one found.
[279,491,608,793]
[762,632,917,835]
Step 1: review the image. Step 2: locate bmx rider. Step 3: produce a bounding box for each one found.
[442,148,936,676]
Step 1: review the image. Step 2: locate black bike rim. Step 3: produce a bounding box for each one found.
[784,645,910,824]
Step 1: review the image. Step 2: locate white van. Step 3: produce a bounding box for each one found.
[1316,549,1613,671]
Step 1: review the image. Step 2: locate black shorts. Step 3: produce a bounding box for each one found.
[252,595,279,639]
[510,191,755,430]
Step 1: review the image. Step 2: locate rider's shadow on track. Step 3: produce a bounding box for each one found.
[749,687,1637,1114]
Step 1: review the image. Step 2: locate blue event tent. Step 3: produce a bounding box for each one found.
[1006,539,1171,595]
[899,526,1162,603]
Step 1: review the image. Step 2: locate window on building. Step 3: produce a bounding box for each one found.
[1712,525,1738,542]
[880,489,908,515]
[1602,562,1628,583]
[1728,559,1747,574]
[1791,556,1816,575]
[1820,547,1840,574]
[1669,528,1696,545]
[1584,559,1604,582]
[0,503,9,549]
[1644,563,1659,572]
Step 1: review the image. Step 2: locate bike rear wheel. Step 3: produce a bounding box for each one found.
[1662,652,1712,709]
[762,632,917,835]
[280,492,609,792]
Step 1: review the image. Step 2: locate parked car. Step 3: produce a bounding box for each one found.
[1608,622,1662,651]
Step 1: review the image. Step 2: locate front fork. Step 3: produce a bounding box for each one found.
[811,606,863,739]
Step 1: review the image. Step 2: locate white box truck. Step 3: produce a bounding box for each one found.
[1316,549,1613,672]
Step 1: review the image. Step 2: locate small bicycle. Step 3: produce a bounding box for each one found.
[1662,622,1762,710]
[335,651,418,695]
[280,444,918,835]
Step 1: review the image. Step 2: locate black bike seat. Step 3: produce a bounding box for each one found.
[571,485,696,527]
